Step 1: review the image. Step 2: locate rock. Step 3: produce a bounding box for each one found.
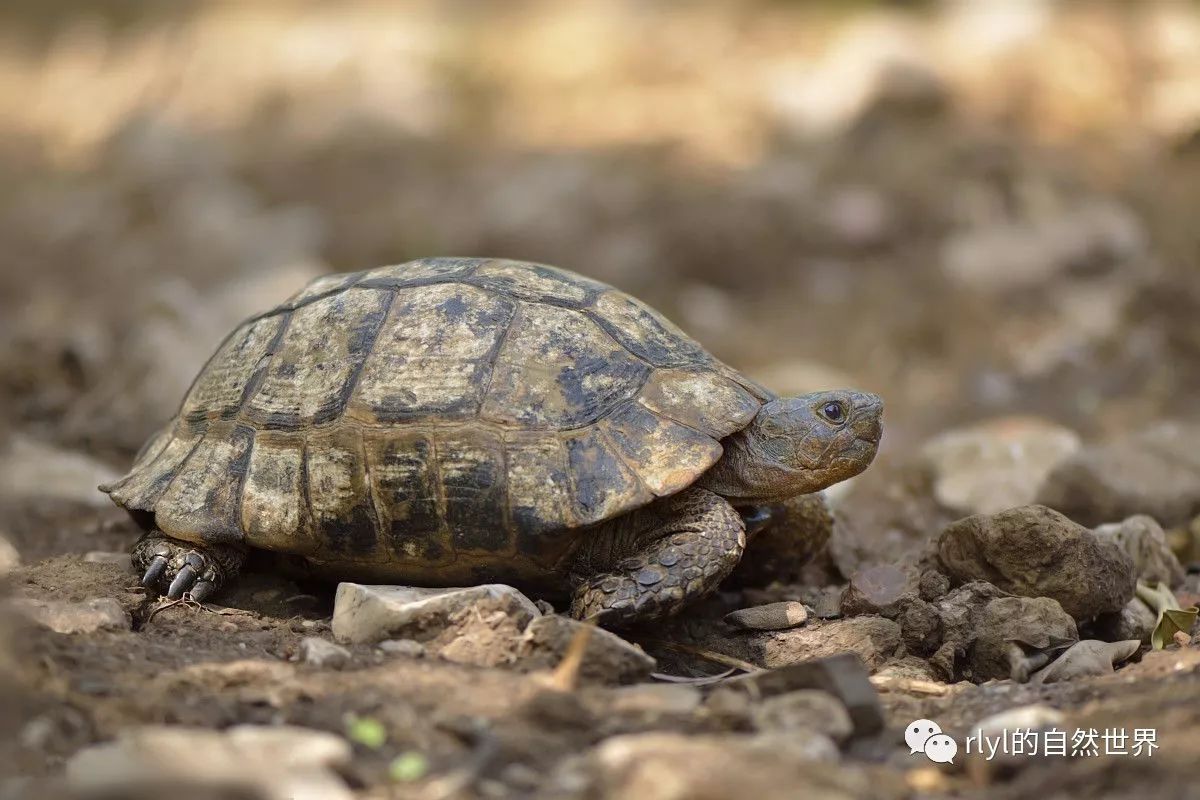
[299,637,351,670]
[83,551,132,571]
[582,732,864,800]
[1030,639,1140,684]
[966,705,1066,780]
[938,504,1137,620]
[518,615,655,685]
[919,416,1081,516]
[718,653,884,736]
[898,599,942,656]
[1093,515,1185,587]
[1037,422,1200,527]
[840,565,919,618]
[378,638,426,658]
[65,724,352,800]
[918,569,951,601]
[1091,598,1157,644]
[724,602,809,631]
[751,689,854,743]
[10,597,130,634]
[971,596,1079,682]
[0,534,19,577]
[331,583,540,644]
[608,684,702,717]
[0,435,120,506]
[746,615,901,672]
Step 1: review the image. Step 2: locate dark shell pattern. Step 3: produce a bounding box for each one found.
[102,259,766,580]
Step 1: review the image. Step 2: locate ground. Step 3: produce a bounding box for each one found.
[3,1,1200,798]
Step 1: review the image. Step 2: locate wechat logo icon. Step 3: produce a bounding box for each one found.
[906,719,958,764]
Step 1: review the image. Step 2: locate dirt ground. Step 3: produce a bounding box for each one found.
[4,2,1200,798]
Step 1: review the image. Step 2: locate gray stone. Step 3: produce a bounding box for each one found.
[840,564,918,618]
[918,569,951,601]
[65,724,353,800]
[1092,598,1157,644]
[1093,515,1185,587]
[378,638,426,658]
[751,689,854,743]
[724,601,809,631]
[518,615,655,685]
[10,597,130,634]
[331,583,540,644]
[898,598,942,656]
[920,416,1081,516]
[971,595,1078,682]
[1030,639,1140,684]
[582,732,855,800]
[717,652,884,737]
[299,636,351,670]
[1037,422,1200,527]
[938,504,1136,620]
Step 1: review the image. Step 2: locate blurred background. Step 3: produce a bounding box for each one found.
[2,0,1199,471]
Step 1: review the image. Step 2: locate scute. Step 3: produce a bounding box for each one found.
[348,283,516,423]
[244,288,391,429]
[591,290,710,367]
[480,303,650,428]
[470,260,606,306]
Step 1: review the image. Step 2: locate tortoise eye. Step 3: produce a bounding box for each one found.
[821,401,846,423]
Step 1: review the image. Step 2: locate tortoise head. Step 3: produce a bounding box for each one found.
[700,390,883,503]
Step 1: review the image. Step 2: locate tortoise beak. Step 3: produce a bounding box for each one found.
[850,391,884,445]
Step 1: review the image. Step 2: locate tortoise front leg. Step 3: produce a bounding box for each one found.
[570,487,746,626]
[132,532,246,602]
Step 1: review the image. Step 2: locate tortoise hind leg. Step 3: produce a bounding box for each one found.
[132,532,246,602]
[570,487,745,626]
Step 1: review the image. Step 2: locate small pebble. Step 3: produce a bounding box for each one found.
[378,639,427,658]
[300,636,351,670]
[724,601,809,631]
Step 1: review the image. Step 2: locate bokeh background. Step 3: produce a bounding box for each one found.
[2,0,1199,471]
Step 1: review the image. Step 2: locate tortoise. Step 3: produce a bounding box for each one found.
[101,258,882,626]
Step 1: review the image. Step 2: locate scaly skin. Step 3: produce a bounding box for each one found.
[570,487,745,626]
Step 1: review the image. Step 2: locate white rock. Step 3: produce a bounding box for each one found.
[11,597,129,634]
[0,534,19,577]
[332,583,540,644]
[966,704,1066,780]
[299,636,351,670]
[84,551,132,571]
[65,725,352,800]
[920,416,1080,515]
[0,436,119,507]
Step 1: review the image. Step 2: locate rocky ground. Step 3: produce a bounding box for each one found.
[4,1,1200,799]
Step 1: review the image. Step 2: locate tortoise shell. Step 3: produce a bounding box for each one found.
[102,259,769,581]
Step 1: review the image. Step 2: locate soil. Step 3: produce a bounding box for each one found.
[4,2,1200,798]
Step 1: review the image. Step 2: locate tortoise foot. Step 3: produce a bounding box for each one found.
[131,533,245,601]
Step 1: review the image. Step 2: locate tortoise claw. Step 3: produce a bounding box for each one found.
[141,555,169,589]
[166,564,198,599]
[189,580,216,603]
